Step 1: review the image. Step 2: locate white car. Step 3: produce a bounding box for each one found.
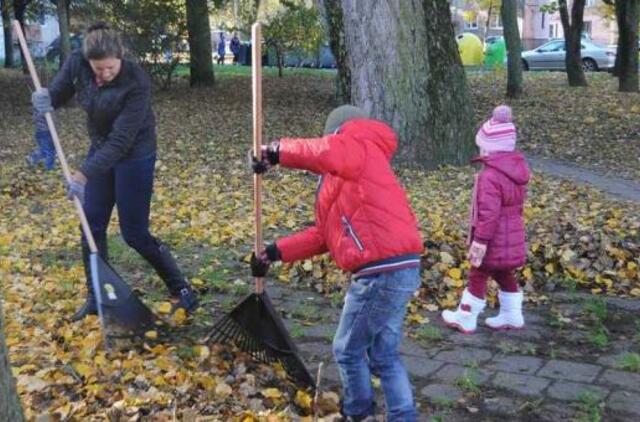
[521,39,616,72]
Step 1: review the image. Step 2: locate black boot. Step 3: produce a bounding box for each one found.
[140,239,200,314]
[72,236,108,321]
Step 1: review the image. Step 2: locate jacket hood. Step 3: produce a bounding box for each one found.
[339,118,397,160]
[474,151,530,185]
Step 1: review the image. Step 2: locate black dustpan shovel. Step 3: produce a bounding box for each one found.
[14,21,157,348]
[205,23,314,389]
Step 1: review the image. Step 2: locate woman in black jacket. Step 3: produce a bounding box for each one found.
[32,23,199,321]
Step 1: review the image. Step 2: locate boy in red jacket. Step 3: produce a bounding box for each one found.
[250,105,424,422]
[442,105,530,334]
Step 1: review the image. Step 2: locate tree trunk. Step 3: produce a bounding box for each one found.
[13,0,31,74]
[340,0,475,167]
[56,0,70,67]
[186,0,214,86]
[502,0,523,98]
[484,0,494,42]
[2,0,14,68]
[316,0,351,103]
[0,298,25,422]
[615,0,639,92]
[559,0,587,87]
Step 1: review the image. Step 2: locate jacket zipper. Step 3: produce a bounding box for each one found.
[341,216,365,252]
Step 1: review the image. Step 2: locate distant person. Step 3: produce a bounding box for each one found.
[217,31,226,65]
[26,108,56,170]
[442,105,530,334]
[30,22,199,321]
[230,33,240,65]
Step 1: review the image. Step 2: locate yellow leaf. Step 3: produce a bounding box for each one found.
[406,313,428,325]
[448,268,462,280]
[191,278,205,287]
[157,302,172,314]
[295,390,313,410]
[628,262,638,271]
[630,288,640,297]
[145,330,158,340]
[302,260,313,271]
[523,267,533,281]
[172,308,187,325]
[262,387,283,399]
[215,382,232,397]
[561,249,576,262]
[545,263,555,274]
[73,363,94,379]
[440,251,455,265]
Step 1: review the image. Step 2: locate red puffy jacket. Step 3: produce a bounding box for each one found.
[470,151,530,269]
[275,119,423,274]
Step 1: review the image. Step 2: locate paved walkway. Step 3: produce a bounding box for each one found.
[249,286,640,421]
[527,155,640,203]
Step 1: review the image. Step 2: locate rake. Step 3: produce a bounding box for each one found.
[205,22,314,388]
[14,21,157,349]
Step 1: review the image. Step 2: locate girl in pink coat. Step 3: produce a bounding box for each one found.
[442,105,530,334]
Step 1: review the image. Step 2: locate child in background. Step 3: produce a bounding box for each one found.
[26,109,56,170]
[442,105,530,334]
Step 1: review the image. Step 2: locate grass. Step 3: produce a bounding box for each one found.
[588,325,609,349]
[416,326,443,345]
[574,392,603,422]
[617,353,640,372]
[288,322,306,339]
[583,298,608,322]
[174,63,336,79]
[455,372,481,395]
[582,298,609,349]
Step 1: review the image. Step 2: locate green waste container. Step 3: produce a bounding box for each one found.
[484,37,506,69]
[456,33,483,66]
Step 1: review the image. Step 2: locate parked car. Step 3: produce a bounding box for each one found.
[521,39,616,72]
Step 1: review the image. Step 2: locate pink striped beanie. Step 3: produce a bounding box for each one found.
[475,105,517,152]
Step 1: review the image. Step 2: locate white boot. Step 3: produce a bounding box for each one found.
[485,290,524,330]
[442,289,486,334]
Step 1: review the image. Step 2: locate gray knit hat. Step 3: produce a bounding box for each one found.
[323,105,368,135]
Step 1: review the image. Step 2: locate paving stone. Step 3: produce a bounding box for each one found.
[302,323,336,339]
[432,363,491,385]
[491,372,551,397]
[432,348,493,364]
[604,297,640,312]
[534,402,576,422]
[447,331,493,348]
[419,383,463,403]
[599,369,640,392]
[297,342,333,359]
[400,339,432,359]
[607,391,640,416]
[546,380,609,401]
[491,327,542,341]
[402,356,444,378]
[483,396,520,417]
[537,359,602,383]
[323,363,341,384]
[485,355,544,375]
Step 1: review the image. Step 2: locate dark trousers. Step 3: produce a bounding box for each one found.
[81,152,187,295]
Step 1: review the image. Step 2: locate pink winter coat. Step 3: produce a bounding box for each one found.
[469,151,530,270]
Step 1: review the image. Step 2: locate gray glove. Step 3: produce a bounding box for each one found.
[32,88,53,114]
[66,179,86,204]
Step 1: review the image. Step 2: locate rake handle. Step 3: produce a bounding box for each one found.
[13,20,98,254]
[252,22,264,294]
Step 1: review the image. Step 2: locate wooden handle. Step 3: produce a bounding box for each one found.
[13,20,98,254]
[252,22,264,294]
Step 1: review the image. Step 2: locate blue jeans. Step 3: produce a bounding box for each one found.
[333,267,420,421]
